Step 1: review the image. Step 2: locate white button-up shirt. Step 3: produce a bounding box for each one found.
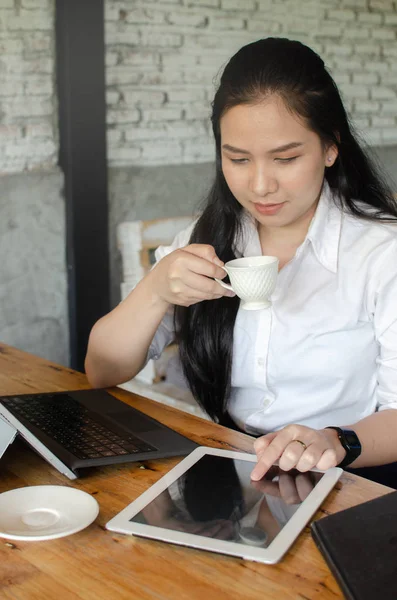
[148,182,397,434]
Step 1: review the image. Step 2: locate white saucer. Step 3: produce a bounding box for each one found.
[0,485,99,541]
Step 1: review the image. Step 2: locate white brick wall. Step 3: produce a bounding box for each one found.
[0,0,56,174]
[1,0,396,173]
[105,0,397,167]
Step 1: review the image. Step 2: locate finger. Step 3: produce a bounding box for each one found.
[252,425,317,481]
[253,432,277,456]
[212,521,236,541]
[197,520,233,539]
[171,249,226,280]
[183,244,224,267]
[278,472,301,505]
[295,444,326,473]
[316,448,338,471]
[181,271,234,298]
[184,520,214,535]
[250,478,281,497]
[256,424,318,475]
[170,274,235,304]
[251,434,284,481]
[278,440,308,472]
[295,472,315,501]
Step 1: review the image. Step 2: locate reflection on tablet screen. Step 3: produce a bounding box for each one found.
[130,455,324,549]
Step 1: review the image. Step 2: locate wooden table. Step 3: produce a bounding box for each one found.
[0,343,392,600]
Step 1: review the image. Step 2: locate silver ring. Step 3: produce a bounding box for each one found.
[293,439,307,451]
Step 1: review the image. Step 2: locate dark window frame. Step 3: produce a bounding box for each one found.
[55,0,110,371]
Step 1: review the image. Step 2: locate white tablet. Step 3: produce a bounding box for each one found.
[106,446,342,564]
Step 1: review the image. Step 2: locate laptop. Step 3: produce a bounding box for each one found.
[0,389,198,480]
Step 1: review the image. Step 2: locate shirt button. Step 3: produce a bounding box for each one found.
[263,398,271,408]
[257,357,265,367]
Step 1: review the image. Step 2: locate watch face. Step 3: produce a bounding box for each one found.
[326,427,362,468]
[343,430,361,450]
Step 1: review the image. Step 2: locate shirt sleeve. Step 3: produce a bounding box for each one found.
[372,238,397,412]
[146,219,197,362]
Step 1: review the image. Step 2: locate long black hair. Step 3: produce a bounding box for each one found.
[175,37,396,423]
[179,455,245,522]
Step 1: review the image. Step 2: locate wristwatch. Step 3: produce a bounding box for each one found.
[326,427,362,468]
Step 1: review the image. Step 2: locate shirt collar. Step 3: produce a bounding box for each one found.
[306,180,342,273]
[239,180,343,273]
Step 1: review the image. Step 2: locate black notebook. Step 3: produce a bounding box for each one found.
[311,491,397,600]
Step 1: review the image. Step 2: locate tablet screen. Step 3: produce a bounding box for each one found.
[130,455,324,549]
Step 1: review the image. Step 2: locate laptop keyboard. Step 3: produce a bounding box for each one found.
[1,394,156,460]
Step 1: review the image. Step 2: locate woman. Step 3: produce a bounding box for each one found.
[85,38,397,487]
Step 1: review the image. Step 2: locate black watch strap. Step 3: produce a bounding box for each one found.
[326,426,362,469]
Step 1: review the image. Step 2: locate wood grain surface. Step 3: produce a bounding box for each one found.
[0,343,392,600]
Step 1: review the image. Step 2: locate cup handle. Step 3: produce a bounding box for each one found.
[214,276,234,292]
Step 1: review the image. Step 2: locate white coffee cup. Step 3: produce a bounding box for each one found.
[215,256,279,310]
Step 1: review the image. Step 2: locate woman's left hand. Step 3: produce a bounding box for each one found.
[250,424,346,481]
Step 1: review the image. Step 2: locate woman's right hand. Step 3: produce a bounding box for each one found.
[86,244,233,388]
[147,243,236,307]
